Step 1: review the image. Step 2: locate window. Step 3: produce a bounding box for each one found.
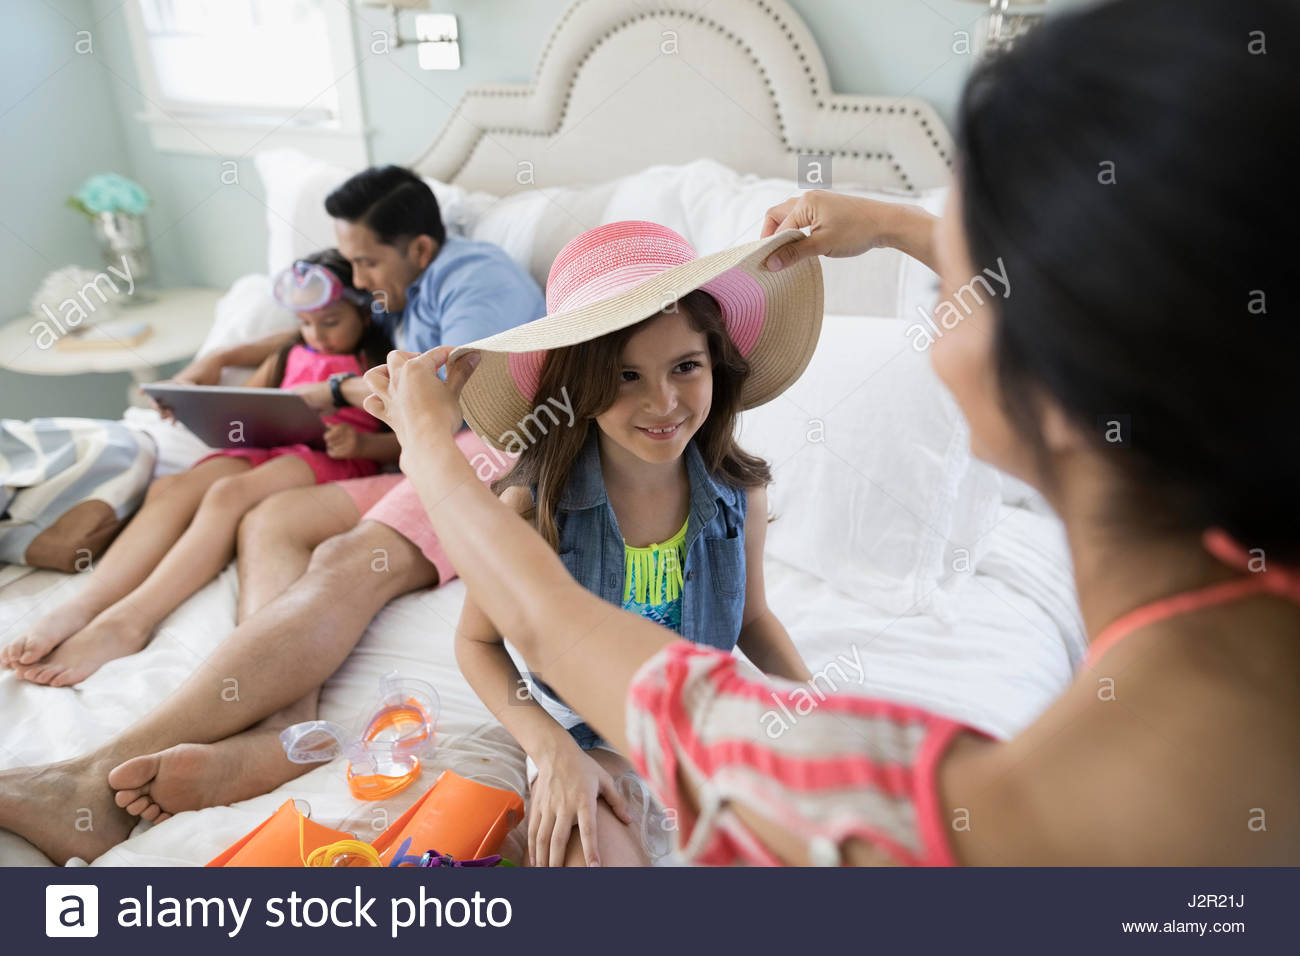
[124,0,367,163]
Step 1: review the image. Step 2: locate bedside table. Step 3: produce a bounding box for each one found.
[0,287,223,404]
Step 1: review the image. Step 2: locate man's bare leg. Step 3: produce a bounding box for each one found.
[109,484,366,820]
[235,483,363,622]
[109,689,322,824]
[0,520,436,864]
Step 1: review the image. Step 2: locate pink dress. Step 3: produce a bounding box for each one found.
[197,345,383,483]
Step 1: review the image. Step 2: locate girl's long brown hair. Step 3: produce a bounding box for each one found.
[493,289,771,550]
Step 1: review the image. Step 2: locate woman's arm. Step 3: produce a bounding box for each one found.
[735,485,812,683]
[453,486,586,762]
[362,349,988,866]
[455,485,634,866]
[760,190,940,274]
[366,353,672,757]
[455,589,585,765]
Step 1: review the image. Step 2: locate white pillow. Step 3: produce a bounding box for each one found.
[738,313,1002,616]
[252,148,498,276]
[195,273,297,361]
[895,186,946,330]
[470,179,622,289]
[470,158,949,317]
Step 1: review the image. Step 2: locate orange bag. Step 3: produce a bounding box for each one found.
[206,799,355,867]
[372,770,524,864]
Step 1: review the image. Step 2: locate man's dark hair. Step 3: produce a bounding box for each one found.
[324,165,445,247]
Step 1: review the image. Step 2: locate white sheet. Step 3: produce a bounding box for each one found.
[0,492,1080,866]
[1,280,1086,868]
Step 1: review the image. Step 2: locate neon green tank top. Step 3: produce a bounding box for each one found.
[622,517,688,633]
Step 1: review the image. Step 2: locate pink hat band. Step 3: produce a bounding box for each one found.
[506,221,766,401]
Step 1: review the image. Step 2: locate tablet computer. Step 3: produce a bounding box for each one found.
[141,383,327,451]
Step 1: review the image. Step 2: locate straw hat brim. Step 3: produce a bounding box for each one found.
[452,229,823,452]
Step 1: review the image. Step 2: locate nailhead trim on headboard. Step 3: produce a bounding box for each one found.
[426,0,951,194]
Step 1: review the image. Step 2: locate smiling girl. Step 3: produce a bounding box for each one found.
[452,222,817,866]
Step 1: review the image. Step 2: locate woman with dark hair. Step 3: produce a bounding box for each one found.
[362,0,1298,865]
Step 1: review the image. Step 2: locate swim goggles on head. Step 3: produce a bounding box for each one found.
[271,260,371,312]
[279,672,440,801]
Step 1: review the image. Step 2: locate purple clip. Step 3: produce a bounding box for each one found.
[419,849,503,868]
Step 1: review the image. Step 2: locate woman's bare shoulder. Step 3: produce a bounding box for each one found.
[942,608,1300,864]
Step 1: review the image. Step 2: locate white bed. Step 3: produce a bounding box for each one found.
[0,0,1084,867]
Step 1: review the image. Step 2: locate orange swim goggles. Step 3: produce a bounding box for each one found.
[279,673,440,801]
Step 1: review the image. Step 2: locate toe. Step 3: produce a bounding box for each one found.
[18,635,59,665]
[154,812,172,824]
[140,803,162,822]
[49,668,81,688]
[108,753,160,792]
[21,665,55,685]
[125,795,152,817]
[114,787,145,809]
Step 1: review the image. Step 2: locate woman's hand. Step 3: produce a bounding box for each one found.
[760,189,938,273]
[528,741,633,867]
[323,422,360,459]
[362,347,479,449]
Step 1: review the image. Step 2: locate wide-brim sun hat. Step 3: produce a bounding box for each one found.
[451,220,824,452]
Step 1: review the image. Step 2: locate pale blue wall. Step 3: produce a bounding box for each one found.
[2,0,1067,418]
[85,0,1010,293]
[0,0,145,418]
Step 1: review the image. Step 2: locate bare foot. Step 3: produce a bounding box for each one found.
[1,595,100,670]
[0,757,136,864]
[18,609,153,687]
[108,733,311,821]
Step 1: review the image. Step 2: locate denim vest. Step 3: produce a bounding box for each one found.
[522,426,748,729]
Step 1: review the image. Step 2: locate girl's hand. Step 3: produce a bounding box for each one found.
[760,190,912,272]
[528,742,633,867]
[148,356,222,422]
[323,422,360,459]
[362,347,479,448]
[148,394,177,423]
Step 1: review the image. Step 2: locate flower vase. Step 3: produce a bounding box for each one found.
[92,211,151,289]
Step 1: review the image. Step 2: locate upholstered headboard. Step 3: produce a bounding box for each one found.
[411,0,952,196]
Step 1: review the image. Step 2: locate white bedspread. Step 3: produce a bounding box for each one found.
[0,498,1081,867]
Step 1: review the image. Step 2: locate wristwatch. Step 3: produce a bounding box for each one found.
[328,371,358,408]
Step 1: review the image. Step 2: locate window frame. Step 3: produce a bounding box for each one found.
[122,0,369,165]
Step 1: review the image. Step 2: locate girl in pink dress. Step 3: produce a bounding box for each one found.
[4,250,400,687]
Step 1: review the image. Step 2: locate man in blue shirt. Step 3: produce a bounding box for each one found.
[1,169,551,854]
[300,164,546,408]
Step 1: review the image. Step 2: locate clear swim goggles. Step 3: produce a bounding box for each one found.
[271,260,371,312]
[279,673,440,801]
